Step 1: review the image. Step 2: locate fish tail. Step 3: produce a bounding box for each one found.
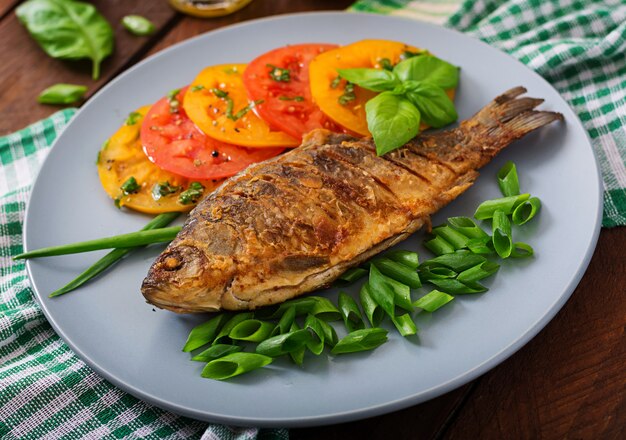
[469,87,564,155]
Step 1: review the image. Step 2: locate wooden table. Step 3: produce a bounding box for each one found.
[2,1,624,438]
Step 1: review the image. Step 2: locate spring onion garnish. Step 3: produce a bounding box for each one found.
[167,88,181,113]
[457,261,500,283]
[384,249,419,269]
[331,328,388,355]
[182,313,231,352]
[337,267,368,285]
[371,258,421,289]
[392,314,418,337]
[267,64,290,82]
[338,82,356,105]
[191,344,242,362]
[304,314,328,354]
[492,210,513,258]
[423,235,455,256]
[278,95,304,102]
[432,225,470,250]
[288,322,306,365]
[474,194,530,220]
[338,292,365,333]
[152,181,181,200]
[447,216,489,239]
[511,242,534,258]
[229,319,274,342]
[512,197,541,225]
[201,353,272,380]
[413,290,454,312]
[368,265,396,318]
[359,282,385,327]
[270,306,296,337]
[49,212,179,297]
[466,236,495,255]
[190,84,204,92]
[426,278,487,295]
[120,176,140,195]
[419,266,457,281]
[255,329,312,357]
[419,250,486,273]
[178,182,204,205]
[497,161,520,197]
[125,111,142,126]
[212,312,254,345]
[266,296,341,321]
[380,274,413,312]
[14,226,181,260]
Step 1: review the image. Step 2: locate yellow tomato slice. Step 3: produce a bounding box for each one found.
[309,40,455,136]
[97,106,221,214]
[184,64,299,148]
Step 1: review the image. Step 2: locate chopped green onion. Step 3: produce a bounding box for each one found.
[331,328,388,355]
[49,212,179,297]
[125,111,142,126]
[270,306,296,337]
[336,267,368,285]
[338,292,365,333]
[267,64,290,82]
[419,250,487,272]
[14,226,181,260]
[492,210,513,258]
[511,242,534,258]
[303,314,326,355]
[121,15,155,36]
[178,182,204,205]
[474,194,530,220]
[229,319,274,342]
[426,278,487,294]
[384,249,419,269]
[372,258,421,288]
[267,296,341,321]
[190,84,204,92]
[121,176,140,195]
[447,217,489,239]
[392,314,418,337]
[413,290,454,312]
[380,274,413,312]
[191,344,242,362]
[512,197,541,225]
[182,313,231,352]
[201,353,272,380]
[424,235,455,256]
[466,236,495,255]
[359,282,384,327]
[368,265,396,318]
[432,225,469,250]
[212,312,254,345]
[338,82,356,105]
[419,266,457,281]
[288,322,306,365]
[497,161,520,197]
[152,181,181,200]
[457,261,500,283]
[255,329,312,357]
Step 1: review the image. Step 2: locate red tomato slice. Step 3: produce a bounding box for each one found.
[141,86,284,180]
[242,43,343,140]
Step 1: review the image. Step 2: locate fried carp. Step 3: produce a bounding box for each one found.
[142,87,562,313]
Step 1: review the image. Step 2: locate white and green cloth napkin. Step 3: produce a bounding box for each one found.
[1,0,625,438]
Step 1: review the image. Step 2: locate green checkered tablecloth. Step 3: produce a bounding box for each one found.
[1,0,624,438]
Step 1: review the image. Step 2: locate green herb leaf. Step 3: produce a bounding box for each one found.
[393,55,459,89]
[267,64,290,82]
[337,68,399,92]
[16,0,114,80]
[37,83,87,105]
[152,181,181,201]
[120,176,140,195]
[338,82,356,106]
[366,92,420,156]
[178,182,205,205]
[125,111,142,126]
[405,81,457,128]
[190,84,205,92]
[121,15,155,36]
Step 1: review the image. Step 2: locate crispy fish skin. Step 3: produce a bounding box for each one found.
[142,87,563,313]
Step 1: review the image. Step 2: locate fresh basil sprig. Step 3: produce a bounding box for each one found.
[16,0,114,80]
[338,55,459,156]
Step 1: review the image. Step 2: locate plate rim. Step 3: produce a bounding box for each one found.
[24,11,603,427]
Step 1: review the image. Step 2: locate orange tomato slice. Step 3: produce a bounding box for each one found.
[309,40,455,136]
[97,106,221,214]
[184,64,299,148]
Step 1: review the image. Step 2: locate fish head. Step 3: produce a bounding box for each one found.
[141,244,231,313]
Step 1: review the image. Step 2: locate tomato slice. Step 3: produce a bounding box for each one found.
[309,40,455,136]
[184,64,299,147]
[242,43,342,140]
[141,86,284,180]
[97,106,221,214]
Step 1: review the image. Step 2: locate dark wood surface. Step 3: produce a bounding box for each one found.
[2,1,624,438]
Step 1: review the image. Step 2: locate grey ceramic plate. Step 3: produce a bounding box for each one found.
[25,12,601,428]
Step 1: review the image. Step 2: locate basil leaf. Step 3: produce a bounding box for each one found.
[337,68,399,92]
[393,55,459,89]
[121,15,155,36]
[405,82,458,128]
[365,92,421,156]
[16,0,114,80]
[37,83,87,105]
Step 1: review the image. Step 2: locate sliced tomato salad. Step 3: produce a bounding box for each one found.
[141,86,284,180]
[242,43,342,140]
[184,64,299,148]
[97,106,221,214]
[309,39,455,136]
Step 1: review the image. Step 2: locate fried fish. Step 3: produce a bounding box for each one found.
[141,87,562,313]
